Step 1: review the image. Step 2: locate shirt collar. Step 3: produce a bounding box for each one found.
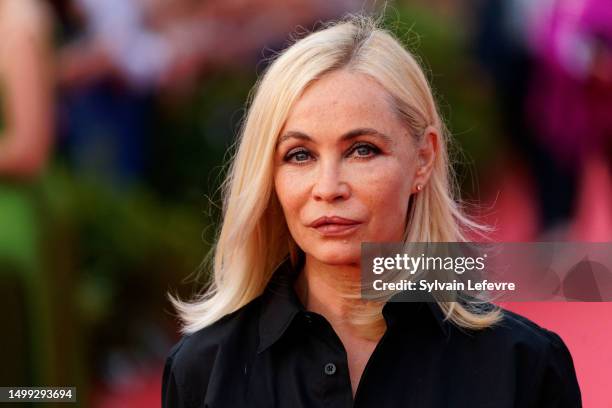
[257,257,305,354]
[257,257,450,354]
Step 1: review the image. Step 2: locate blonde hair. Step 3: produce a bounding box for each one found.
[170,15,502,337]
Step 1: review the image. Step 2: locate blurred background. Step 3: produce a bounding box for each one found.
[0,0,610,406]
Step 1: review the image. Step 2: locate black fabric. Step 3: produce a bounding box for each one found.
[162,258,582,407]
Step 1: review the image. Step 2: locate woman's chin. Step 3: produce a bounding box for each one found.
[308,243,361,266]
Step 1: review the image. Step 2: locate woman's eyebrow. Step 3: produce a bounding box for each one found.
[277,127,392,147]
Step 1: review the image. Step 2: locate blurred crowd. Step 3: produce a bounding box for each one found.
[0,0,610,406]
[54,0,371,187]
[472,0,612,241]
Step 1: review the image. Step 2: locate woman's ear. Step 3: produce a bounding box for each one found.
[413,126,439,192]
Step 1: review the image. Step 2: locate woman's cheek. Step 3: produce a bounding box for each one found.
[353,162,407,199]
[356,166,411,240]
[276,169,306,204]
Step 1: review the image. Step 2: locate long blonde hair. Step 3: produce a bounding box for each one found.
[170,14,502,336]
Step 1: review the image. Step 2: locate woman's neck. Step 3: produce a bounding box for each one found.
[295,255,363,330]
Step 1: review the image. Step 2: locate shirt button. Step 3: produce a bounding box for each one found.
[303,313,312,324]
[324,363,336,376]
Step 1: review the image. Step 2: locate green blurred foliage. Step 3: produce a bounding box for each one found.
[43,165,209,323]
[4,164,212,388]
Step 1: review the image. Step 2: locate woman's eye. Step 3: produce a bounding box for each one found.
[285,149,312,163]
[349,143,379,158]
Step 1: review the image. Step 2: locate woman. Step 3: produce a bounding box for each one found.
[0,0,53,175]
[163,16,581,407]
[0,0,54,386]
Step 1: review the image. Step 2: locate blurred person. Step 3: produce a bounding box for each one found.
[56,0,160,188]
[525,0,612,241]
[471,0,580,239]
[0,0,55,386]
[163,16,581,407]
[0,0,54,176]
[59,0,174,89]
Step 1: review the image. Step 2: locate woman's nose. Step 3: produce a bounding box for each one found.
[312,160,350,202]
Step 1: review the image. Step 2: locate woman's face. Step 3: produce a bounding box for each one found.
[273,69,435,265]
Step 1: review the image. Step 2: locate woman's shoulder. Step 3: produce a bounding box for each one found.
[0,0,51,36]
[487,307,571,354]
[166,295,262,367]
[465,306,581,405]
[162,296,263,406]
[457,305,575,363]
[442,306,581,405]
[0,0,52,70]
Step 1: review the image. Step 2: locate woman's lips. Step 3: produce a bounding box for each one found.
[313,223,361,236]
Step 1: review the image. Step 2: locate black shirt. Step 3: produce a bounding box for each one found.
[162,258,582,407]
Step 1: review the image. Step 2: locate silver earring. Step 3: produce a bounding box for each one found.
[416,184,423,192]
